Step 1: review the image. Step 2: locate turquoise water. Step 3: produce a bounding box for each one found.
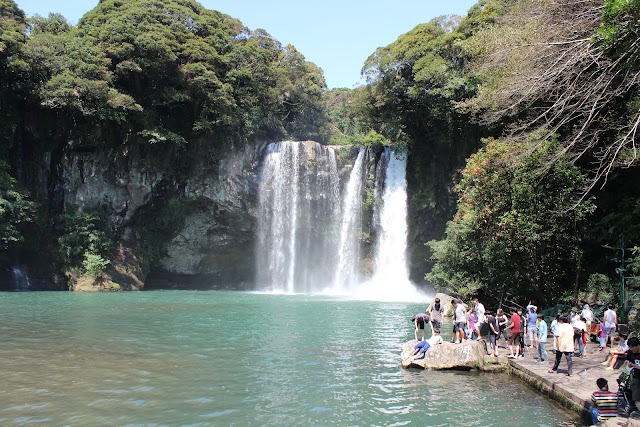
[0,291,579,426]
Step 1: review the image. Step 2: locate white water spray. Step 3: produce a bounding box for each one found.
[353,149,425,301]
[333,148,366,292]
[256,141,340,293]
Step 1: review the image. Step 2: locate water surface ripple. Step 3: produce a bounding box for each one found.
[0,291,579,426]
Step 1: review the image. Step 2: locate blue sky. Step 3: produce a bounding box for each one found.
[14,0,479,89]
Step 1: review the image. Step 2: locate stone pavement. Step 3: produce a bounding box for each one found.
[498,339,639,425]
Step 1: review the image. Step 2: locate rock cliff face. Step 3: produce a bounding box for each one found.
[59,141,364,290]
[60,141,267,289]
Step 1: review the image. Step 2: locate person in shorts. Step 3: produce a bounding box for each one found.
[412,312,429,341]
[473,298,486,340]
[426,298,443,331]
[453,299,467,344]
[506,307,521,358]
[624,337,640,411]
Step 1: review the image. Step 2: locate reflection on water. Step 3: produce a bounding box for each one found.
[0,291,579,426]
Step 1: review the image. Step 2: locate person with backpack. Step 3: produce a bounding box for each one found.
[581,303,594,338]
[574,316,587,357]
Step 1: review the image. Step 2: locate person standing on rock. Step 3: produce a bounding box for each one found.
[412,312,430,341]
[496,308,509,348]
[517,307,526,358]
[581,303,594,337]
[526,304,538,349]
[550,313,560,354]
[573,316,587,357]
[549,314,574,376]
[426,298,443,331]
[453,299,467,344]
[473,298,486,340]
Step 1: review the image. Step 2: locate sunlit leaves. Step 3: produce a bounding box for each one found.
[427,136,595,302]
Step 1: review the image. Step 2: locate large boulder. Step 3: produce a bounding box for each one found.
[401,339,487,370]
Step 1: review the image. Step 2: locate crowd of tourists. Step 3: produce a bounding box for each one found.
[407,298,640,425]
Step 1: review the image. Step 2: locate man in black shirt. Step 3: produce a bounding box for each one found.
[625,337,640,412]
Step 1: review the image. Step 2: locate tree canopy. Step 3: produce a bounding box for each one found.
[426,136,595,303]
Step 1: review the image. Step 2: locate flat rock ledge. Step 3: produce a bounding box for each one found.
[401,339,488,370]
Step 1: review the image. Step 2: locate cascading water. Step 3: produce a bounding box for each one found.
[256,141,340,293]
[256,142,425,301]
[11,266,30,291]
[333,148,366,292]
[358,148,422,300]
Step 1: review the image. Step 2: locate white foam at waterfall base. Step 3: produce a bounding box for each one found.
[321,148,430,303]
[364,149,430,302]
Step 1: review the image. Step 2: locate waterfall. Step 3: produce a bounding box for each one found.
[256,143,425,301]
[256,141,340,293]
[11,266,30,291]
[373,149,409,280]
[360,148,421,300]
[333,148,366,292]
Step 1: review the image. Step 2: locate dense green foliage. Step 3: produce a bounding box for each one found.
[0,0,329,280]
[426,136,595,303]
[1,0,639,309]
[0,0,27,159]
[57,209,113,275]
[0,160,35,256]
[412,0,640,312]
[72,0,327,142]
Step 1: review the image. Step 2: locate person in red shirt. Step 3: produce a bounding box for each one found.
[506,307,521,358]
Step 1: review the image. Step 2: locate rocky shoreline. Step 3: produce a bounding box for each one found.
[401,338,640,426]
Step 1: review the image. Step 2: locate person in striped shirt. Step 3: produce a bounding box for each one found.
[590,378,618,424]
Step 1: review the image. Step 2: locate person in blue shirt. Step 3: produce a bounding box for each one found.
[537,314,548,363]
[526,302,538,349]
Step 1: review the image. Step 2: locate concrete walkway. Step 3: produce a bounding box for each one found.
[496,339,639,425]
